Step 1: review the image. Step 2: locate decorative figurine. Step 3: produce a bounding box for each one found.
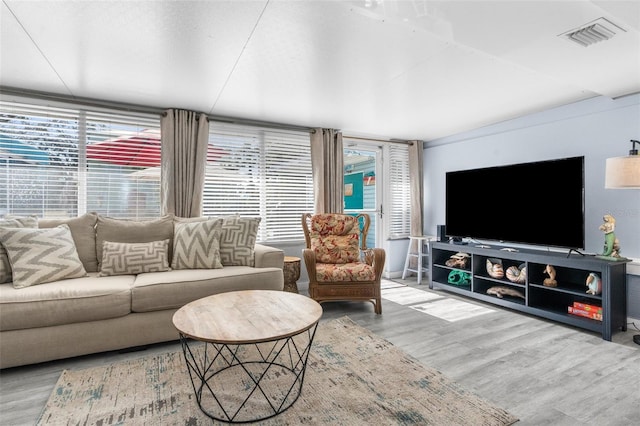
[445,252,470,268]
[486,258,504,279]
[543,264,557,287]
[506,263,527,283]
[486,286,525,299]
[586,272,602,295]
[599,214,623,259]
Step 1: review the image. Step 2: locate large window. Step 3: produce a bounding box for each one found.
[0,99,161,219]
[1,96,406,244]
[205,123,314,243]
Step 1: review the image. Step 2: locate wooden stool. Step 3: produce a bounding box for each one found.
[402,236,434,285]
[283,256,301,293]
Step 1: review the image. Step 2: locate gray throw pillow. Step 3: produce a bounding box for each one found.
[38,212,99,272]
[219,216,261,267]
[99,240,171,276]
[96,215,174,269]
[0,216,39,284]
[172,219,223,269]
[0,224,87,289]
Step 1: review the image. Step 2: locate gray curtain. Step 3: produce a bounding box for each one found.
[310,128,344,213]
[160,109,209,217]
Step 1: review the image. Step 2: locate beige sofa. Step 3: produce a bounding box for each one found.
[0,213,284,369]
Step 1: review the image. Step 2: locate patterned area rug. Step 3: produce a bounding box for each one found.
[38,317,518,425]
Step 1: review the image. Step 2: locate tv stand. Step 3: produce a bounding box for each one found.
[429,242,628,341]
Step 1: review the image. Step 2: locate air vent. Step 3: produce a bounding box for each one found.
[560,17,626,47]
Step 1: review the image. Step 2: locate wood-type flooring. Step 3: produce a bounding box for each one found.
[1,278,638,425]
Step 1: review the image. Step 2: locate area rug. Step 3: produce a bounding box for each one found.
[38,317,518,425]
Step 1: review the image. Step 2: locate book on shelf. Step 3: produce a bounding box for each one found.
[572,302,602,314]
[568,306,602,321]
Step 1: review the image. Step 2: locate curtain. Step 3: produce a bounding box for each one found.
[160,109,209,217]
[310,128,344,213]
[408,140,424,258]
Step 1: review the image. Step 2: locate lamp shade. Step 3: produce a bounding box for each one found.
[605,155,640,189]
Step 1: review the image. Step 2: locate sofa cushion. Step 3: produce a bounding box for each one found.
[0,274,133,331]
[315,262,375,282]
[311,234,360,264]
[39,212,99,273]
[131,266,283,312]
[0,216,38,284]
[172,219,223,269]
[308,214,361,264]
[99,240,171,276]
[96,215,174,269]
[219,216,260,267]
[0,225,87,289]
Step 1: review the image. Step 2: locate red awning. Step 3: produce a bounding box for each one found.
[87,130,222,167]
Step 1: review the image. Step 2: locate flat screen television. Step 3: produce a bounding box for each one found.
[445,156,585,250]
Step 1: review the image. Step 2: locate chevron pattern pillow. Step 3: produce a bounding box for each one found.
[0,224,87,289]
[172,219,223,270]
[0,216,39,284]
[219,216,261,267]
[99,239,171,276]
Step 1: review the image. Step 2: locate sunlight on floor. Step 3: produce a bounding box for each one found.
[381,279,495,322]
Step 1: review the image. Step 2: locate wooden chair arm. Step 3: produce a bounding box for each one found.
[302,248,317,276]
[368,248,386,280]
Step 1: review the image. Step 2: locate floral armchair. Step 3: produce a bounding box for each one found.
[302,213,385,314]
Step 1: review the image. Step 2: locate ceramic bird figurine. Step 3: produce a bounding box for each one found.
[586,272,602,295]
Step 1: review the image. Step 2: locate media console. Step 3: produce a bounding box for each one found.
[429,242,628,341]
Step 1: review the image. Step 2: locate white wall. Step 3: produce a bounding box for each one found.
[423,94,640,317]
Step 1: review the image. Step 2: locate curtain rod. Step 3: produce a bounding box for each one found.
[0,86,316,133]
[343,135,415,146]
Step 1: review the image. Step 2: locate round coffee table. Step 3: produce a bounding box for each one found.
[172,290,323,423]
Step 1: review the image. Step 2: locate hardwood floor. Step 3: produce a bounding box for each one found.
[1,278,638,425]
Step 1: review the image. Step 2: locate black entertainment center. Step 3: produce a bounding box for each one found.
[434,156,628,340]
[429,242,627,341]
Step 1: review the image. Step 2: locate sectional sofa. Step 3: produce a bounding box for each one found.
[0,213,284,369]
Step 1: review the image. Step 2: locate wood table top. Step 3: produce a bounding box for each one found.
[172,290,323,344]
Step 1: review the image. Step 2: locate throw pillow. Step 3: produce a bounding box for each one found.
[95,215,174,269]
[219,216,261,267]
[311,233,360,264]
[0,216,39,284]
[172,219,223,269]
[38,212,99,273]
[0,224,87,289]
[99,240,171,276]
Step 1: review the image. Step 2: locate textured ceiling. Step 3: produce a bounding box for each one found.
[1,0,639,141]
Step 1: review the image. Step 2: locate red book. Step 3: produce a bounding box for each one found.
[568,307,602,321]
[572,302,602,314]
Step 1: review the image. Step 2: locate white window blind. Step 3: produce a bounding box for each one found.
[205,123,313,242]
[0,99,161,219]
[388,144,411,238]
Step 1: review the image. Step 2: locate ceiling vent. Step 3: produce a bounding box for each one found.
[560,17,626,47]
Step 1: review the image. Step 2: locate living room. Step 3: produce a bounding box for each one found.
[1,1,639,424]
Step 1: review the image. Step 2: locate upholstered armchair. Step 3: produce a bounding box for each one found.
[302,213,385,314]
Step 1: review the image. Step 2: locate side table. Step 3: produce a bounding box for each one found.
[283,256,301,293]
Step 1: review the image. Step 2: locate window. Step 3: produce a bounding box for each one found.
[387,144,411,238]
[205,123,314,242]
[0,99,161,219]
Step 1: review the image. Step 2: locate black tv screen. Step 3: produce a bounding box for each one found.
[445,156,585,249]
